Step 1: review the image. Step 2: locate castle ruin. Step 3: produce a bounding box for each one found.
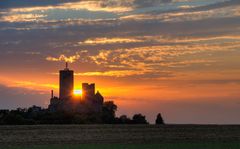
[48,63,104,113]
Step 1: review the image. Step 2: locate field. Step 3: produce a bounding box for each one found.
[0,125,239,149]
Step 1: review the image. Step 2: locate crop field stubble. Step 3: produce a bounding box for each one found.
[0,125,239,149]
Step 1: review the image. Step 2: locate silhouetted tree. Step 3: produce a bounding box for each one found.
[2,113,25,125]
[0,101,155,125]
[120,115,132,124]
[115,115,132,124]
[0,110,9,120]
[155,113,164,125]
[102,101,117,124]
[132,114,148,124]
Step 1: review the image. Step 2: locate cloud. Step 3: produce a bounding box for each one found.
[1,14,46,22]
[0,0,79,9]
[12,81,58,90]
[0,84,49,109]
[0,0,175,12]
[84,43,229,78]
[81,35,240,46]
[121,5,240,22]
[133,0,172,8]
[189,0,240,12]
[3,0,235,24]
[178,5,196,9]
[46,54,80,63]
[79,37,143,45]
[0,76,58,92]
[2,0,133,14]
[75,70,145,77]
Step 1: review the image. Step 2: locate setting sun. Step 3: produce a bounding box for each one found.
[73,89,82,96]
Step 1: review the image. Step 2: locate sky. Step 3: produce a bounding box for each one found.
[0,0,240,124]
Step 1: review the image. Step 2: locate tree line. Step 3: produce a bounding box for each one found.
[0,101,164,125]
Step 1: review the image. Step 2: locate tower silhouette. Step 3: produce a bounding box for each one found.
[49,62,104,113]
[59,62,74,99]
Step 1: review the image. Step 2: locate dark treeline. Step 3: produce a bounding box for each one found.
[0,102,164,125]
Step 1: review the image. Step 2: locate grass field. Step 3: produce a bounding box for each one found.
[0,125,239,149]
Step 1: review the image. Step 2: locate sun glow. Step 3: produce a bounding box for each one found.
[73,89,82,96]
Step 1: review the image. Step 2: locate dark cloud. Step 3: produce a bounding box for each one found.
[0,0,80,9]
[99,0,173,9]
[0,0,176,10]
[133,0,172,8]
[0,84,48,109]
[1,0,238,12]
[153,0,240,15]
[191,0,240,11]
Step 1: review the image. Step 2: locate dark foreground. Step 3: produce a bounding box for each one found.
[0,125,239,149]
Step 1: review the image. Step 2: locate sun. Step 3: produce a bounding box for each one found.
[73,89,82,96]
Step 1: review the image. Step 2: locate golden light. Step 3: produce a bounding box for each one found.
[73,89,82,96]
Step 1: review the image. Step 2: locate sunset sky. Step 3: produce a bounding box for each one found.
[0,0,240,124]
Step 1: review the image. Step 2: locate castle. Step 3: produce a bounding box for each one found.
[48,63,104,113]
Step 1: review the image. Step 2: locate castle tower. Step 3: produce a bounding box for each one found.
[59,62,74,99]
[82,83,95,100]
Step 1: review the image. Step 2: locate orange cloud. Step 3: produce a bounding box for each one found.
[7,1,133,13]
[1,14,46,22]
[120,5,240,22]
[79,37,143,45]
[75,70,145,77]
[0,76,57,93]
[46,54,80,63]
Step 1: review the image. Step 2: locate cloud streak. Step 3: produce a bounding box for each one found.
[46,54,80,63]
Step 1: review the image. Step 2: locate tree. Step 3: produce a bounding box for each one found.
[102,101,117,124]
[132,114,148,124]
[2,113,25,125]
[155,113,164,125]
[115,115,132,124]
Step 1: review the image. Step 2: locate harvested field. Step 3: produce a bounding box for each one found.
[0,125,239,148]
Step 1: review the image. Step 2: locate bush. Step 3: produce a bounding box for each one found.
[132,114,148,124]
[115,115,132,124]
